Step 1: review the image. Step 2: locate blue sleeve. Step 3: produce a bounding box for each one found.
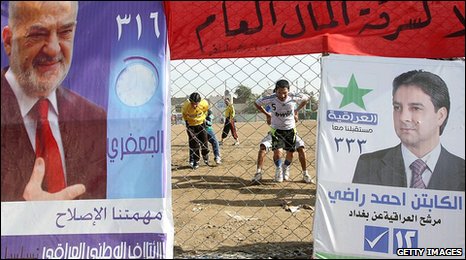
[205,114,213,127]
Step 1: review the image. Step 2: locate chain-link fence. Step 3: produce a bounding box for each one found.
[171,54,322,258]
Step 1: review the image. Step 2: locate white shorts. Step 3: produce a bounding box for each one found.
[260,132,305,152]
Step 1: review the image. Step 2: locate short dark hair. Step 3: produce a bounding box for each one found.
[189,92,201,103]
[275,79,290,91]
[392,70,450,135]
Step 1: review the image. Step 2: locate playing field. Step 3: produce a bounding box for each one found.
[171,120,317,256]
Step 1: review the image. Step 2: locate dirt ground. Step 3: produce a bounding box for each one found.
[171,120,317,258]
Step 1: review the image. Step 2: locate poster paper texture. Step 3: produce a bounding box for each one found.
[313,54,465,258]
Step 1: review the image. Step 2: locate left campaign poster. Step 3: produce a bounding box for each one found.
[1,1,173,259]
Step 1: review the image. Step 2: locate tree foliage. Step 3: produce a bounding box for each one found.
[234,85,253,103]
[234,84,259,113]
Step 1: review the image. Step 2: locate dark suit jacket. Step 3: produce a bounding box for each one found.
[352,144,465,191]
[1,68,107,201]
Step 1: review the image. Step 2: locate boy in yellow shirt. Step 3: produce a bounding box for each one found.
[181,92,210,169]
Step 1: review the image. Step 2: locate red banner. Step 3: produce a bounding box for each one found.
[165,1,465,60]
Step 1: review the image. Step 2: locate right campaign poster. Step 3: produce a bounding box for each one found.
[313,54,465,258]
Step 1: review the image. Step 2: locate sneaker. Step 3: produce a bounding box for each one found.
[303,170,312,183]
[274,167,283,182]
[192,162,199,169]
[282,165,290,181]
[252,172,262,182]
[233,141,240,146]
[189,161,194,168]
[215,157,222,164]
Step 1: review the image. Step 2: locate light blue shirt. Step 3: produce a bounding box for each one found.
[401,143,441,187]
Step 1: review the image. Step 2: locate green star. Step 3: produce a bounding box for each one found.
[334,74,372,110]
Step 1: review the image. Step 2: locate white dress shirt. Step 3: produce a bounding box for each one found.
[5,68,68,178]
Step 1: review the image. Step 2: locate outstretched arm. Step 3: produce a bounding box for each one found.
[296,99,309,112]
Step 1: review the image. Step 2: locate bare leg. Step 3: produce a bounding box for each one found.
[297,147,307,171]
[273,149,282,163]
[256,144,267,172]
[297,146,312,183]
[252,144,267,182]
[285,150,294,163]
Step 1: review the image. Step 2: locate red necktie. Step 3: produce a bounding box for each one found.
[35,98,66,192]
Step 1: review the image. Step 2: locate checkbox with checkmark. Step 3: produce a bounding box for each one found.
[364,225,389,253]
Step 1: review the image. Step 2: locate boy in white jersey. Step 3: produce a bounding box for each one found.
[254,79,310,182]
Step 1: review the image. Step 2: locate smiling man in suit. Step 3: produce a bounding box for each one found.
[1,1,107,201]
[352,70,464,191]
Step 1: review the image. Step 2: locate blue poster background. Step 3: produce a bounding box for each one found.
[105,2,168,199]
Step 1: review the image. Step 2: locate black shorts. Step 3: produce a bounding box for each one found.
[271,128,296,152]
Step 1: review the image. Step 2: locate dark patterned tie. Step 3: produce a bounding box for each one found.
[35,98,66,192]
[410,159,427,189]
